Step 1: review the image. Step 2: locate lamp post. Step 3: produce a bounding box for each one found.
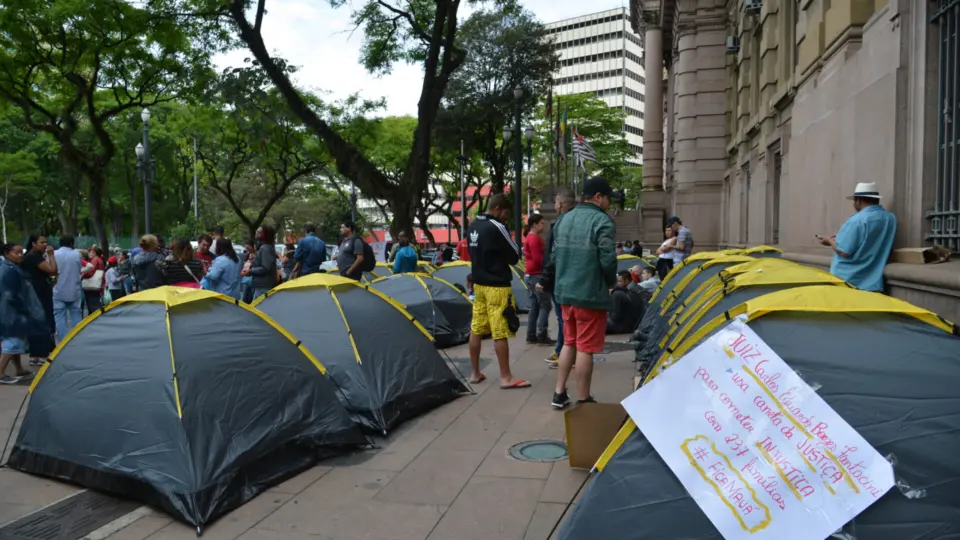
[137,109,153,234]
[458,140,468,242]
[524,126,534,219]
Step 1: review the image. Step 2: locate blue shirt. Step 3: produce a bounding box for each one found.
[52,247,83,303]
[294,234,327,276]
[393,245,419,274]
[202,254,243,300]
[830,205,897,292]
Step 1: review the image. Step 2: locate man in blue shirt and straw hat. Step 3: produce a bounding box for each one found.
[818,182,897,292]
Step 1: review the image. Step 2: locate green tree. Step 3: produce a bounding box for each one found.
[0,150,40,242]
[436,8,558,194]
[0,0,214,248]
[195,66,326,240]
[206,0,513,236]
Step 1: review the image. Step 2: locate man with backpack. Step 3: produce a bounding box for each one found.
[336,220,375,280]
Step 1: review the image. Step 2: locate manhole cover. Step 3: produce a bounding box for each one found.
[508,440,568,463]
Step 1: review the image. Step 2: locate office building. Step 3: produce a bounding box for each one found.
[545,7,646,166]
[629,0,960,321]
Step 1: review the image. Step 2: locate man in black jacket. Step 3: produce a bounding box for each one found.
[467,194,530,390]
[607,271,644,334]
[537,187,576,366]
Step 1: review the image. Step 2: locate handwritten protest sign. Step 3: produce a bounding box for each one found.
[622,316,894,539]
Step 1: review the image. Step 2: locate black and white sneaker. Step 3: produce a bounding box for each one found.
[576,396,597,405]
[551,390,570,409]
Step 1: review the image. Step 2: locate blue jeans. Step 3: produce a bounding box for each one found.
[524,275,552,340]
[53,299,83,342]
[553,295,563,355]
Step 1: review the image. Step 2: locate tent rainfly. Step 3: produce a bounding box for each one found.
[371,273,473,348]
[253,274,468,433]
[559,286,960,539]
[8,287,367,531]
[433,260,530,313]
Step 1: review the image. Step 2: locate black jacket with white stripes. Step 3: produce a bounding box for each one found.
[467,214,520,287]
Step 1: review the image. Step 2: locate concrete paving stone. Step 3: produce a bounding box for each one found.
[104,513,175,540]
[540,464,589,504]
[270,466,332,495]
[428,418,506,454]
[236,528,320,540]
[407,393,478,431]
[426,476,545,540]
[351,427,442,472]
[375,446,488,506]
[505,398,567,438]
[0,470,80,524]
[294,467,395,504]
[475,431,556,480]
[256,498,445,539]
[523,502,568,540]
[145,490,293,540]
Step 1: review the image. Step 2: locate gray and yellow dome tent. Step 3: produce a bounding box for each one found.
[253,274,468,434]
[616,253,653,273]
[558,287,960,539]
[433,260,531,313]
[634,254,756,365]
[371,273,473,348]
[653,260,850,370]
[362,262,394,284]
[8,287,367,532]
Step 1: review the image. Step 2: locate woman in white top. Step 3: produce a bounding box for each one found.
[655,226,678,280]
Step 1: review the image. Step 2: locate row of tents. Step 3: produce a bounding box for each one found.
[7,272,485,532]
[558,248,960,538]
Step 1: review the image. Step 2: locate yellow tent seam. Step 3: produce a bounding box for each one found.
[595,419,637,471]
[329,289,363,365]
[165,310,184,419]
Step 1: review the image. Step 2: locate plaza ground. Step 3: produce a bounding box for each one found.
[0,316,635,540]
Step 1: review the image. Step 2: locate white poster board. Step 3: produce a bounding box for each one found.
[622,316,894,540]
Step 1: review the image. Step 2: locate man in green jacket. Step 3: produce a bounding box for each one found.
[550,177,617,408]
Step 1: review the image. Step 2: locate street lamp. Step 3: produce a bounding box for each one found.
[138,108,153,234]
[511,86,523,246]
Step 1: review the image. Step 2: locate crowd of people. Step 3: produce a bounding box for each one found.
[0,178,898,388]
[463,178,695,408]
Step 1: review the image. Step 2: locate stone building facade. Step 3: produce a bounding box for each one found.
[631,0,960,320]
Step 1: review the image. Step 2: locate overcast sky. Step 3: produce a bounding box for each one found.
[215,0,627,117]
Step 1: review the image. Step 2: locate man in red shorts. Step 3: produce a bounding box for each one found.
[549,177,617,408]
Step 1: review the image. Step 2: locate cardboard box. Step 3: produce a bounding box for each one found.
[889,246,951,265]
[564,403,628,470]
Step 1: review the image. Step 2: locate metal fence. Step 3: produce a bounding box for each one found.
[929,0,960,252]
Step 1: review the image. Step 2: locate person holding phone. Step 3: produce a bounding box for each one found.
[818,182,897,292]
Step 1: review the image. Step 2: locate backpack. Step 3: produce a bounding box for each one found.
[357,236,377,272]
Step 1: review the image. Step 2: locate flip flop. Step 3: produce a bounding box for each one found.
[469,373,487,384]
[500,379,531,389]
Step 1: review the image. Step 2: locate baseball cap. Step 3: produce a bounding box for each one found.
[666,216,682,226]
[108,256,118,265]
[582,177,614,198]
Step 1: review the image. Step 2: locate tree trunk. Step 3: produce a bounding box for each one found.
[86,171,109,250]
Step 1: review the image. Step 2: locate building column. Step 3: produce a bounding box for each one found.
[642,25,664,191]
[671,14,727,250]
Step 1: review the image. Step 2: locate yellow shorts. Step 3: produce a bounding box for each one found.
[471,284,516,340]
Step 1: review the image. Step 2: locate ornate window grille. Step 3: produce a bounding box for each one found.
[928,0,960,252]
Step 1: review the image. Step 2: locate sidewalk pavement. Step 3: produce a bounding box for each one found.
[0,319,637,540]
